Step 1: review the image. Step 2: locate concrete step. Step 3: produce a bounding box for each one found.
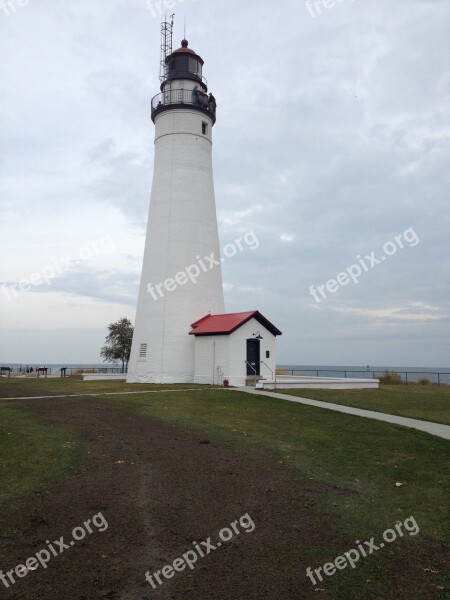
[245,376,264,387]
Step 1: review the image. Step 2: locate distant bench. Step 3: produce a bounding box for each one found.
[37,367,48,378]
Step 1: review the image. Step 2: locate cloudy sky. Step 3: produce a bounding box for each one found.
[1,0,449,367]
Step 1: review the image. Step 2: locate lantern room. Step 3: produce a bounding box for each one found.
[162,39,206,90]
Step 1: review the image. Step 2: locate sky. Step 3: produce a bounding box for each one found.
[0,0,449,367]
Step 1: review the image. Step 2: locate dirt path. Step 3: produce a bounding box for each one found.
[0,397,351,599]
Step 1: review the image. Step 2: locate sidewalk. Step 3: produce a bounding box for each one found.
[238,388,450,440]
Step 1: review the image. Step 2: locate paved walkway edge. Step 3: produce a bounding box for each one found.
[0,388,214,401]
[2,386,449,440]
[237,388,450,440]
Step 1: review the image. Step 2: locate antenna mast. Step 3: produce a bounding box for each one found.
[160,14,175,84]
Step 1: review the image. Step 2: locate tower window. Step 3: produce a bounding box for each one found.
[139,343,148,359]
[202,122,208,135]
[189,58,199,74]
[266,351,270,359]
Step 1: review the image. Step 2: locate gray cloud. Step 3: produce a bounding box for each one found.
[1,0,449,365]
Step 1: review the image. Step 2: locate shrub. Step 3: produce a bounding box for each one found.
[378,371,403,385]
[70,368,97,377]
[418,377,431,385]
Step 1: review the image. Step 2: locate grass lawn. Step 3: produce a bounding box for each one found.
[1,379,448,597]
[270,385,450,425]
[0,404,83,539]
[100,389,449,536]
[103,388,449,597]
[0,376,206,398]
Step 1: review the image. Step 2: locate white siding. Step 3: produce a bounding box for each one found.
[193,335,229,385]
[127,107,224,384]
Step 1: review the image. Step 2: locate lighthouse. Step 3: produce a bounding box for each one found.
[127,22,282,386]
[127,27,225,383]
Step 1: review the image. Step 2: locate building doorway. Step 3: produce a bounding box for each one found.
[246,339,260,376]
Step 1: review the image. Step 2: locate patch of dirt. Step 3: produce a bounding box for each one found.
[0,397,443,599]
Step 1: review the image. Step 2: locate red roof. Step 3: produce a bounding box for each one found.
[172,39,198,56]
[190,311,282,336]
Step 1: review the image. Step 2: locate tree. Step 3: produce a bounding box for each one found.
[100,318,134,373]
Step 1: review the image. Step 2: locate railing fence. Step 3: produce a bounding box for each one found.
[279,369,450,385]
[1,367,128,376]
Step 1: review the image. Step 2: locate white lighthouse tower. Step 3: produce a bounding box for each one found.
[127,24,225,383]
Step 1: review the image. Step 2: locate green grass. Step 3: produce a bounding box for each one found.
[1,379,448,597]
[0,376,206,398]
[0,404,83,526]
[101,389,449,538]
[271,385,450,425]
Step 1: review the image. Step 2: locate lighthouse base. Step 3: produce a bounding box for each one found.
[126,371,195,384]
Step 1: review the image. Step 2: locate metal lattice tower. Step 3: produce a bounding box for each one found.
[159,15,174,83]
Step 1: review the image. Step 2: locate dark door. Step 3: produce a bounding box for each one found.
[246,339,260,376]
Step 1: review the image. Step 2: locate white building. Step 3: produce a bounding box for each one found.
[191,311,282,387]
[127,32,281,385]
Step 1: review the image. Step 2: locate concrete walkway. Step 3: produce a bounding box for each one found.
[239,388,450,440]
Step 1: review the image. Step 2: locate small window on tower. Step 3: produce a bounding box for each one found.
[189,58,199,74]
[139,343,148,360]
[202,122,208,135]
[266,351,270,359]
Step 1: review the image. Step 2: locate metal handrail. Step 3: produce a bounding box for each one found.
[279,369,450,385]
[2,367,129,376]
[151,88,217,121]
[259,361,273,380]
[245,360,257,377]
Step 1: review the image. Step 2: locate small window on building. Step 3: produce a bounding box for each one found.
[202,122,208,135]
[266,351,270,359]
[139,343,148,359]
[189,58,199,74]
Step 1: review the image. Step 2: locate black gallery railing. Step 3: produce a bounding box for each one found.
[151,89,216,120]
